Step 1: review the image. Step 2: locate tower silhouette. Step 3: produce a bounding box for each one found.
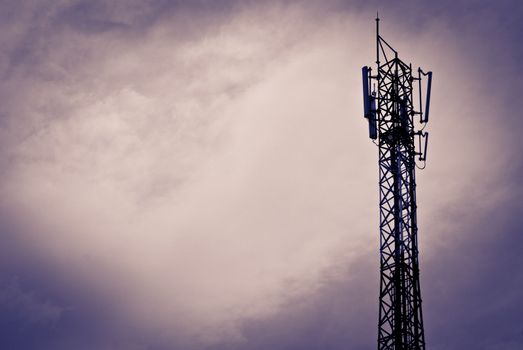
[361,17,432,350]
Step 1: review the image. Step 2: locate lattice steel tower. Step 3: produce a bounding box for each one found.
[361,17,432,350]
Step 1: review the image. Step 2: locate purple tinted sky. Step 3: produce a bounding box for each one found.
[0,1,522,349]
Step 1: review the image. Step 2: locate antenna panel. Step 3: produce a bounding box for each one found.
[362,66,370,118]
[423,72,432,123]
[399,99,409,130]
[368,96,377,139]
[417,132,429,161]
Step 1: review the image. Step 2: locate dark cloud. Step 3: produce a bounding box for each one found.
[424,193,523,349]
[55,2,130,34]
[0,222,198,350]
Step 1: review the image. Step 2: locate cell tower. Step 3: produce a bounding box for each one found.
[361,16,432,350]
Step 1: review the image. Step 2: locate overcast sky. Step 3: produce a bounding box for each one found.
[0,1,522,349]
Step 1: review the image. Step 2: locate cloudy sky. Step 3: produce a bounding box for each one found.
[0,1,522,349]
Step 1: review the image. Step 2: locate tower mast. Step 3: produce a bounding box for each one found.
[362,16,432,350]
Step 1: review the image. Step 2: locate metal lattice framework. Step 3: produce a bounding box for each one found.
[362,17,432,350]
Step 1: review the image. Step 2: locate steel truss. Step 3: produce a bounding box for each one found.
[362,17,432,350]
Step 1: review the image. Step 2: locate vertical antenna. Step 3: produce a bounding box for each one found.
[376,13,380,67]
